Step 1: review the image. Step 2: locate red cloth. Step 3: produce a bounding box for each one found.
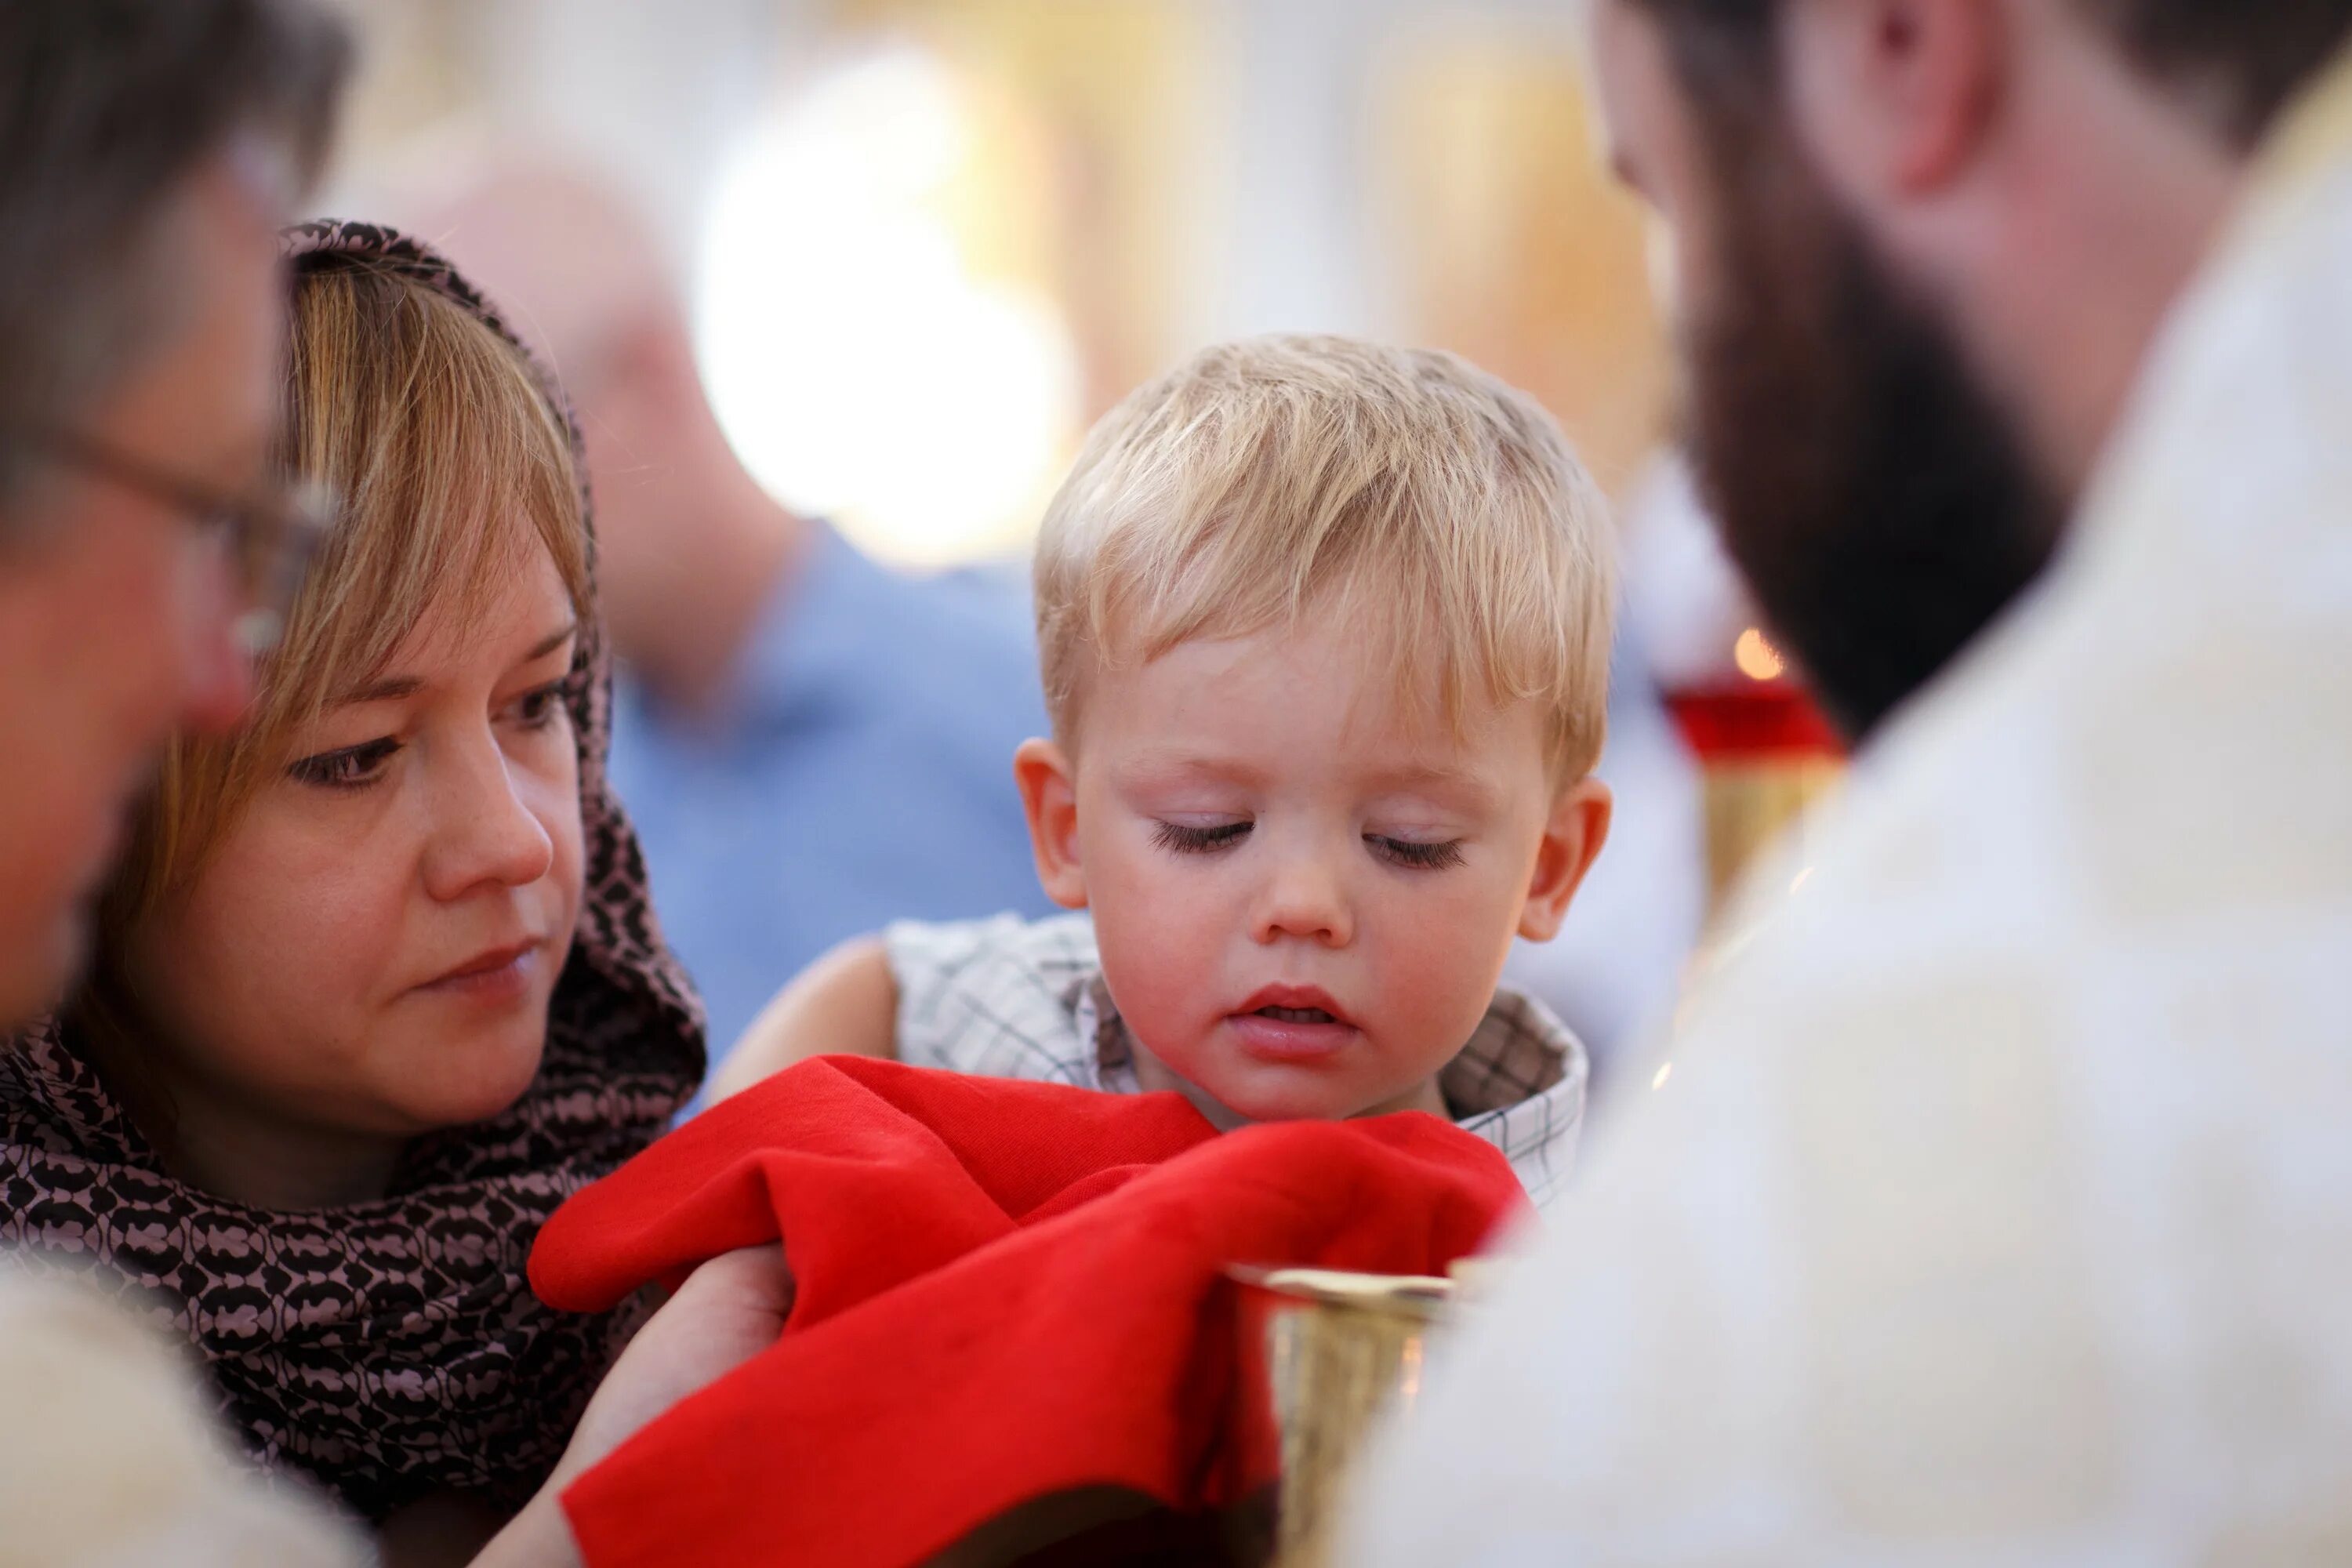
[531,1055,1526,1568]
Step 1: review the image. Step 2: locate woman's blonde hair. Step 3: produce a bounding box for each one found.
[1036,335,1617,779]
[98,254,592,932]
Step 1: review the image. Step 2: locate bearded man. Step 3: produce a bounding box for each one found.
[1347,2,2352,1562]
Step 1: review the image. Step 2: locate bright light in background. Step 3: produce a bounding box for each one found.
[696,50,1080,566]
[1733,626,1786,682]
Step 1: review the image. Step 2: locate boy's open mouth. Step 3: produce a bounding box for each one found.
[1229,986,1356,1062]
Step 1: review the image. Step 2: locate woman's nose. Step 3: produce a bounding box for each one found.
[1250,848,1355,948]
[422,738,557,902]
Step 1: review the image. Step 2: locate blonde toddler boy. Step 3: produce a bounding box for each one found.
[717,336,1617,1204]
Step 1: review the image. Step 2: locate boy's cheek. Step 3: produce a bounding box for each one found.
[1369,880,1521,1012]
[1097,896,1224,1027]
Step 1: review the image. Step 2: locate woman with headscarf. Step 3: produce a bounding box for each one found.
[0,222,710,1563]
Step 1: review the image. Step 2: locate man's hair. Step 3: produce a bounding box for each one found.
[1631,0,2352,147]
[0,0,350,508]
[1034,335,1618,781]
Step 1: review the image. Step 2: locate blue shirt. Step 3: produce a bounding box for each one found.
[608,524,1057,1073]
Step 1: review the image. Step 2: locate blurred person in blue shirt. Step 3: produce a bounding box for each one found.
[608,531,1053,1060]
[409,162,1054,1065]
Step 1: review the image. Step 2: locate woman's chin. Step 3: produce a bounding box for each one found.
[383,1035,547,1131]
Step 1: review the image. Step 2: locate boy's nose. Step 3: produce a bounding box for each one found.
[1250,854,1354,948]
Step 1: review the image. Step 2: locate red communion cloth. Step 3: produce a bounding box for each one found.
[530,1055,1525,1568]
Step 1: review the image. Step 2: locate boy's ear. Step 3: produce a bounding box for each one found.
[1518,777,1612,942]
[1014,738,1089,909]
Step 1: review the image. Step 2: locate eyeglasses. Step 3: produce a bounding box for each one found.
[17,427,337,653]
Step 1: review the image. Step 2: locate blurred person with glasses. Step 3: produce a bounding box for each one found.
[0,11,795,1568]
[0,0,344,1032]
[11,426,336,655]
[0,8,365,1564]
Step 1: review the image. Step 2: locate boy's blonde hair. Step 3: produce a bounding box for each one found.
[1035,335,1617,779]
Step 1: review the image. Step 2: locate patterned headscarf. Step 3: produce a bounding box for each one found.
[0,220,705,1522]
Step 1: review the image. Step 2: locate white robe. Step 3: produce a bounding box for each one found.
[0,1274,363,1566]
[1345,42,2352,1568]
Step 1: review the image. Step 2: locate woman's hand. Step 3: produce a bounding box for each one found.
[473,1245,796,1567]
[558,1243,798,1489]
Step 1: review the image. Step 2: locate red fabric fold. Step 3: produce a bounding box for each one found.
[531,1056,1526,1568]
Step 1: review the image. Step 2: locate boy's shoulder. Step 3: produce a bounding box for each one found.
[884,910,1098,990]
[1443,987,1589,1208]
[881,912,1106,1083]
[1443,987,1584,1116]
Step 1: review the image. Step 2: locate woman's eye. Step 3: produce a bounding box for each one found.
[286,737,401,791]
[513,680,569,730]
[1153,820,1252,855]
[1368,835,1465,871]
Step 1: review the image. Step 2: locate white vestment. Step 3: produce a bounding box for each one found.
[0,1273,363,1567]
[1345,43,2352,1568]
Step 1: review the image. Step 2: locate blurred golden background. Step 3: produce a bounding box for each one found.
[325,0,1666,568]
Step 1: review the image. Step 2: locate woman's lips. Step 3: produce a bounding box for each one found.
[416,942,541,1002]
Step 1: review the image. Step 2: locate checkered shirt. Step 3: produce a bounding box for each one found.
[884,911,1588,1207]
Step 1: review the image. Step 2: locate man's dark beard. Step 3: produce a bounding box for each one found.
[1676,136,2067,742]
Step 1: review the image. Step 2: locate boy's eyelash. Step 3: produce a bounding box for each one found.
[288,737,401,791]
[1369,835,1465,870]
[1151,819,1462,870]
[1153,820,1251,855]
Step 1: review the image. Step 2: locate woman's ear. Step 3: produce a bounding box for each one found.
[1518,777,1613,942]
[1014,738,1088,909]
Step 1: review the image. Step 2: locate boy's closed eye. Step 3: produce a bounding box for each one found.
[1152,820,1250,855]
[1368,835,1465,870]
[1149,818,1466,871]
